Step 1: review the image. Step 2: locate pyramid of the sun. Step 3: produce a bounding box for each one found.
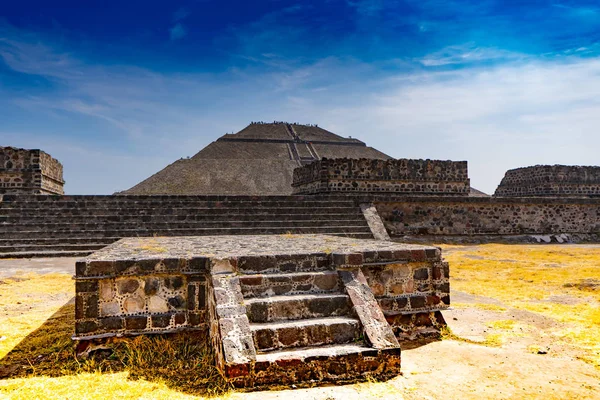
[122,122,391,195]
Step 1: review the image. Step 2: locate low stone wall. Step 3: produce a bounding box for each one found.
[373,196,600,237]
[0,147,64,195]
[495,165,600,197]
[292,158,470,195]
[74,256,208,339]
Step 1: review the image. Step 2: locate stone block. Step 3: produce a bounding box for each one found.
[151,314,172,328]
[144,278,160,296]
[87,261,114,276]
[100,317,123,331]
[168,295,186,309]
[76,320,99,335]
[147,296,169,313]
[100,301,121,316]
[188,312,204,326]
[123,296,145,313]
[75,280,98,293]
[187,285,197,310]
[413,268,429,280]
[84,294,99,319]
[410,296,426,309]
[125,316,148,330]
[118,279,140,295]
[99,280,114,301]
[174,312,186,325]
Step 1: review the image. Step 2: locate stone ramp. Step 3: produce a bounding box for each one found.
[74,235,449,388]
[0,195,373,258]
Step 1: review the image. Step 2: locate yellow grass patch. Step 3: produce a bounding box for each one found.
[0,273,230,398]
[443,244,600,368]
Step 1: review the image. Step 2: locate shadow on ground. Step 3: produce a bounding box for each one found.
[0,299,230,396]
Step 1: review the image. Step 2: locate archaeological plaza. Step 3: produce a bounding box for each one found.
[2,121,600,387]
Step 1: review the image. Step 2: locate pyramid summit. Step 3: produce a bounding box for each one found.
[122,122,391,195]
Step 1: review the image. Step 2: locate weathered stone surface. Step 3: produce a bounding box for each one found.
[123,296,145,313]
[495,165,600,197]
[100,301,121,316]
[99,280,114,301]
[125,316,148,330]
[148,296,169,313]
[118,279,140,295]
[292,158,469,195]
[75,281,98,293]
[360,203,391,240]
[339,269,399,349]
[0,146,64,195]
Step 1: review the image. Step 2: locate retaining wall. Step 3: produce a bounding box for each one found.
[373,196,600,237]
[495,165,600,197]
[292,158,470,195]
[0,147,64,195]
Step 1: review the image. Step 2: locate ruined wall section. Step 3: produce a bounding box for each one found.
[0,147,64,195]
[74,256,208,339]
[374,196,600,237]
[495,165,600,197]
[292,158,470,195]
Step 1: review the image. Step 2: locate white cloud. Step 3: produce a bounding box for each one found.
[419,43,525,66]
[169,23,187,40]
[2,22,600,195]
[172,7,190,22]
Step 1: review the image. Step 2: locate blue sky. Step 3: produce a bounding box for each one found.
[1,0,599,194]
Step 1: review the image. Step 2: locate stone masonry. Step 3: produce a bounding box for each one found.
[74,235,449,387]
[0,147,64,195]
[292,158,470,195]
[373,195,600,237]
[495,165,600,197]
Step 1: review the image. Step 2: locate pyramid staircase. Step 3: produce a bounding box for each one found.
[210,252,401,387]
[0,195,374,258]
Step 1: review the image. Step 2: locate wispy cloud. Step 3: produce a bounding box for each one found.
[172,7,190,22]
[169,23,187,40]
[419,43,525,66]
[2,21,600,195]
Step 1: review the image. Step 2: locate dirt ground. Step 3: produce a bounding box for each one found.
[0,247,599,399]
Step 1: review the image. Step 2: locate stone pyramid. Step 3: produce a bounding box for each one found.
[122,122,391,195]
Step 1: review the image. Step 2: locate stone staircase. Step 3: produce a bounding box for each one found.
[0,195,373,258]
[210,250,402,387]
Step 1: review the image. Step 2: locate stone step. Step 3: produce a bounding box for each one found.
[251,316,361,351]
[240,271,341,298]
[245,293,353,323]
[0,243,109,253]
[0,200,359,209]
[0,206,360,216]
[0,194,358,203]
[0,237,121,245]
[1,212,363,223]
[235,343,401,387]
[0,250,94,259]
[0,219,369,231]
[0,226,373,239]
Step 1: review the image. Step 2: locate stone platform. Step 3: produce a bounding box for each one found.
[74,235,449,387]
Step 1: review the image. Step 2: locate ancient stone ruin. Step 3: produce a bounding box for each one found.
[2,121,600,388]
[495,165,600,197]
[121,122,390,196]
[74,235,447,386]
[292,158,470,195]
[0,146,64,195]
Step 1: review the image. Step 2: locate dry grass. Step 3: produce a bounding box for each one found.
[0,273,230,399]
[442,244,600,368]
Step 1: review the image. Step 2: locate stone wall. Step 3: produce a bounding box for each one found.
[495,165,600,197]
[292,158,470,195]
[0,147,64,195]
[373,196,600,237]
[74,257,208,339]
